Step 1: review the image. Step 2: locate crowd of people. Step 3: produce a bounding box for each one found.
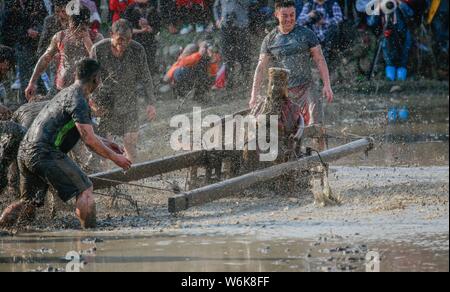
[1,1,447,104]
[0,0,448,229]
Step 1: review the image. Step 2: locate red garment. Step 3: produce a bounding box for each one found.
[214,64,226,89]
[288,84,312,126]
[167,52,221,81]
[167,52,203,81]
[176,0,205,8]
[110,0,135,23]
[254,98,304,136]
[280,99,304,135]
[91,21,100,32]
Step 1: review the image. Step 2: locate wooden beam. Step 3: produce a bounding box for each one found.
[91,150,208,190]
[168,138,374,213]
[90,149,243,190]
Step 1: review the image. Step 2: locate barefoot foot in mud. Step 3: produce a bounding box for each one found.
[0,200,36,228]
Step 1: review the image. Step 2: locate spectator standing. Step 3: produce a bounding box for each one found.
[360,0,415,81]
[124,0,161,73]
[298,0,344,61]
[213,0,251,89]
[428,0,448,73]
[2,0,48,104]
[177,0,209,34]
[160,0,179,34]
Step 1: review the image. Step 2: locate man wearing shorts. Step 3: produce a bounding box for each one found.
[0,59,132,229]
[249,0,334,149]
[90,19,156,161]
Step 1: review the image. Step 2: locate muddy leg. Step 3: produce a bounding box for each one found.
[48,191,56,219]
[5,162,20,197]
[124,132,139,162]
[0,200,36,229]
[75,187,97,229]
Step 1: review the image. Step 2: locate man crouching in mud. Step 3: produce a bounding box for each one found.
[0,122,26,194]
[1,45,27,195]
[0,59,132,229]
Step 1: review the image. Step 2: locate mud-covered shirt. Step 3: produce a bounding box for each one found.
[12,101,49,129]
[90,39,155,115]
[20,85,92,160]
[261,25,320,88]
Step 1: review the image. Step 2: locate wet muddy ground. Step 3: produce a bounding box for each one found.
[0,232,448,272]
[0,80,448,272]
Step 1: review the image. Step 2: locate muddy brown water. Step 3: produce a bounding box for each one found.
[0,232,448,272]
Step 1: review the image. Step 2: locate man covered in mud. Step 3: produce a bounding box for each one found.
[2,43,51,194]
[0,122,26,194]
[123,0,161,73]
[0,59,132,229]
[90,19,156,161]
[0,101,49,197]
[25,6,103,101]
[250,0,334,149]
[0,45,27,195]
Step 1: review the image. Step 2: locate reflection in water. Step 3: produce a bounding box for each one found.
[0,234,448,272]
[328,121,449,167]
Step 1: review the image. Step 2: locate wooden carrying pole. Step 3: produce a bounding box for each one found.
[168,138,374,213]
[90,149,244,190]
[90,150,208,190]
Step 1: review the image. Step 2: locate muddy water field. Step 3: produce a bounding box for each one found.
[0,80,448,272]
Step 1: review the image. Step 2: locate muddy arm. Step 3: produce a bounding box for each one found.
[311,45,334,103]
[77,123,131,170]
[250,54,270,108]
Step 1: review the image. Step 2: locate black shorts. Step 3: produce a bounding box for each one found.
[19,152,92,203]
